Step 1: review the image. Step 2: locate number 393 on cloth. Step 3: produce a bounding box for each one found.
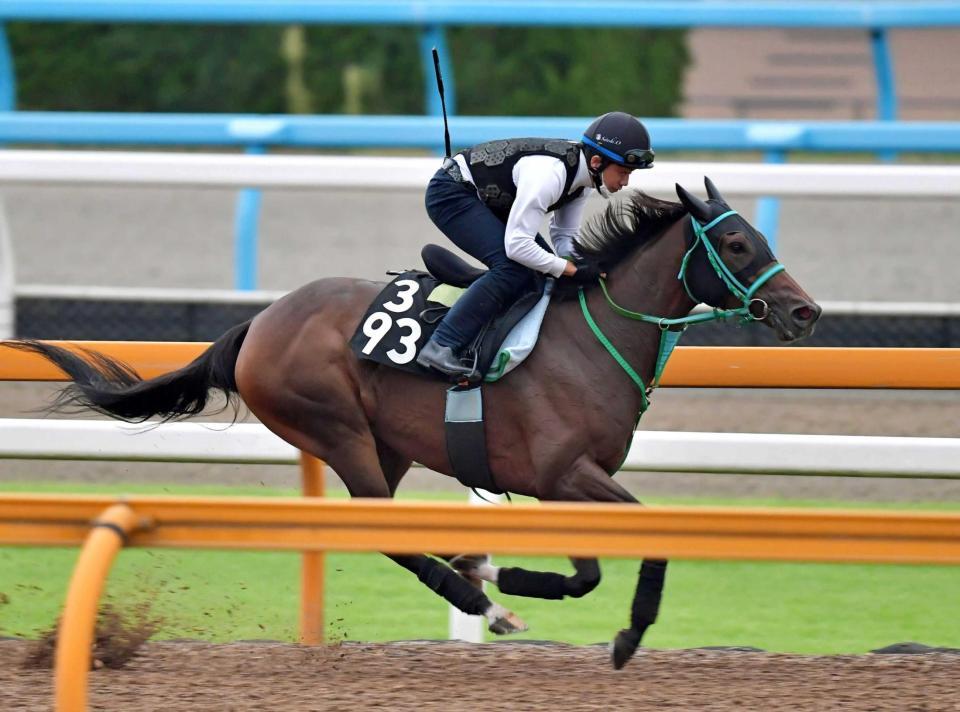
[348,271,444,375]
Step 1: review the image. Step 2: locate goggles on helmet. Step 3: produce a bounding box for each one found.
[581,135,655,169]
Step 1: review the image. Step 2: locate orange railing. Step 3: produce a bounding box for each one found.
[2,341,960,388]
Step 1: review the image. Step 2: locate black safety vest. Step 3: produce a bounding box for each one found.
[458,138,585,223]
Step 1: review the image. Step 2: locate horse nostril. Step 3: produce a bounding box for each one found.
[792,304,820,323]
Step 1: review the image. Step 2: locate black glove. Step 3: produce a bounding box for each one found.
[567,259,603,284]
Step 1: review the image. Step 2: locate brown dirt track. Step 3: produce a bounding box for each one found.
[3,639,960,711]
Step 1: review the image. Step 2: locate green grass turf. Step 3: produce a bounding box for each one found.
[1,481,958,653]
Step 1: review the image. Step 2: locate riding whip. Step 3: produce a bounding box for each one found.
[431,47,452,158]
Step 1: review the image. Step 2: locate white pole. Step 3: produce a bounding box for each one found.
[448,488,503,643]
[0,193,14,339]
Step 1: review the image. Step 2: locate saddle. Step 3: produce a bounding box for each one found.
[349,244,548,382]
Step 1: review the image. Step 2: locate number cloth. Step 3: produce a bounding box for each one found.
[349,270,549,381]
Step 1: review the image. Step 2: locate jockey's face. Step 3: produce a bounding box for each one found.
[590,155,634,193]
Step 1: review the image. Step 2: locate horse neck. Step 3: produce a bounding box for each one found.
[576,217,695,391]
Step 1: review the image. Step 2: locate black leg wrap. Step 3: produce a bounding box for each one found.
[389,554,490,615]
[630,559,667,630]
[611,559,667,670]
[564,559,601,599]
[497,567,567,600]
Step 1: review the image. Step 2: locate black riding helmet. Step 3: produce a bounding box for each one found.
[581,112,655,192]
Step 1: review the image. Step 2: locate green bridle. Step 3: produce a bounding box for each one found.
[578,209,785,414]
[678,210,785,317]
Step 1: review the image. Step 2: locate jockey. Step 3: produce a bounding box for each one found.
[416,111,655,378]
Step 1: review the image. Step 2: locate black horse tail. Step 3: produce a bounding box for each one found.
[6,320,252,423]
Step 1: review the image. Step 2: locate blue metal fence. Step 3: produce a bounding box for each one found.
[5,1,960,27]
[2,1,959,287]
[5,113,960,152]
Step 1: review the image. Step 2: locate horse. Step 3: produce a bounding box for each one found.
[6,177,820,668]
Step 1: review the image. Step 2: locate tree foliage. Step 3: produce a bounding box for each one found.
[7,23,687,117]
[449,27,688,117]
[8,24,287,112]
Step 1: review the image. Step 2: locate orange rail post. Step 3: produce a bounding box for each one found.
[299,452,325,645]
[54,502,144,712]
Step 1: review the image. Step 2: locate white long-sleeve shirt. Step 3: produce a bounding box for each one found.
[453,151,593,278]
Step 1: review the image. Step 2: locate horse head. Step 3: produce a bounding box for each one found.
[675,177,821,342]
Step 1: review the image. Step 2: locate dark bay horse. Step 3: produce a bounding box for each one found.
[7,178,820,668]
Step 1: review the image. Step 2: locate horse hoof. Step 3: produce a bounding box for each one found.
[610,628,642,670]
[487,611,528,636]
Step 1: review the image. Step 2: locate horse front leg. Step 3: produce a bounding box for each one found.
[543,455,669,670]
[451,555,601,601]
[612,558,667,669]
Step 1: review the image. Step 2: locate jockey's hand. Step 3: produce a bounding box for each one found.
[566,258,605,284]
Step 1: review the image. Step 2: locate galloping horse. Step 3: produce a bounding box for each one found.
[8,178,820,668]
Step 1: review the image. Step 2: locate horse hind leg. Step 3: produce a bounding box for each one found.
[451,555,601,602]
[375,440,528,635]
[320,432,527,634]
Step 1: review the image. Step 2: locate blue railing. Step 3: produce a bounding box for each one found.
[5,1,960,27]
[2,1,960,287]
[4,113,960,153]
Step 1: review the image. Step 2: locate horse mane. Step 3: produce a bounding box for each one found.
[574,191,687,266]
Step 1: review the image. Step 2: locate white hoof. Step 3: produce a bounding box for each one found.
[485,603,529,635]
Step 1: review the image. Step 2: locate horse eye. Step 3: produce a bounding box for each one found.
[729,241,746,254]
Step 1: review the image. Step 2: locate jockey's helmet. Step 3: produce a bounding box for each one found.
[581,112,655,171]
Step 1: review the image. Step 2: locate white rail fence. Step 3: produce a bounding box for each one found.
[3,150,960,196]
[2,419,960,480]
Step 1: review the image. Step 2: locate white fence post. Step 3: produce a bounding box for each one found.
[0,194,14,339]
[448,488,503,643]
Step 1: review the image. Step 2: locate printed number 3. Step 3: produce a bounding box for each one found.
[383,279,420,313]
[388,318,422,364]
[361,312,422,364]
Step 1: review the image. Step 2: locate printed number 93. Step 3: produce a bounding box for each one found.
[360,280,422,364]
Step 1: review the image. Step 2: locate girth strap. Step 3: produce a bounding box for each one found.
[444,385,503,494]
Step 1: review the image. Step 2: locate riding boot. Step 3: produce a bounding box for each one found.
[416,340,478,380]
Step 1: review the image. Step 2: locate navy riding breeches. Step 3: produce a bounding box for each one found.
[424,169,536,352]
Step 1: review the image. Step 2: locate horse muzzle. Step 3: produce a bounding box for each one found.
[768,298,822,342]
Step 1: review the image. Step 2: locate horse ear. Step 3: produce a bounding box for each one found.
[704,176,724,203]
[675,183,712,222]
